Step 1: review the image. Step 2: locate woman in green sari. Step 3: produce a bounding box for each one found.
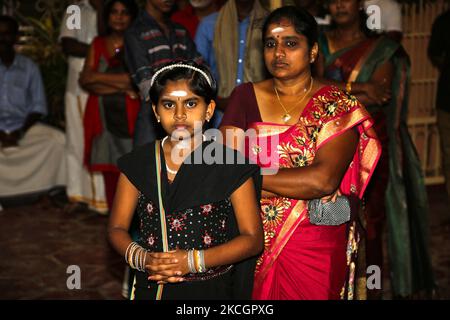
[315,0,435,298]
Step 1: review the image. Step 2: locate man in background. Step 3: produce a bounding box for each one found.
[0,15,66,200]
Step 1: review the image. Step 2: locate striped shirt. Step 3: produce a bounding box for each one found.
[124,10,203,100]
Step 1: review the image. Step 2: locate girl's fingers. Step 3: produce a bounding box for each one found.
[148,252,179,260]
[165,276,185,283]
[148,270,183,281]
[146,266,183,276]
[147,257,179,265]
[155,277,184,284]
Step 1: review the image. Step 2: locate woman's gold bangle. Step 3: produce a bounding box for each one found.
[346,81,353,94]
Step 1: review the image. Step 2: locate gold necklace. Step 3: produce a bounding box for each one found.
[274,77,314,123]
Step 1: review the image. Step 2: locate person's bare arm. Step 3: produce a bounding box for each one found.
[262,128,358,200]
[107,174,140,257]
[147,177,263,282]
[61,37,89,58]
[79,44,135,94]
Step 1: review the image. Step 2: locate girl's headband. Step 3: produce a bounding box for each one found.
[150,64,212,88]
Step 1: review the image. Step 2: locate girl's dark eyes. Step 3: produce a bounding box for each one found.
[185,100,197,108]
[161,101,198,109]
[162,102,175,109]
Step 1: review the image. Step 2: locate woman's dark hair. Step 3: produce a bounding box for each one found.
[262,6,318,48]
[358,6,376,37]
[103,0,138,34]
[149,60,218,105]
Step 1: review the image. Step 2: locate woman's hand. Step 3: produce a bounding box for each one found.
[320,189,342,203]
[362,80,391,106]
[145,250,189,284]
[79,68,99,86]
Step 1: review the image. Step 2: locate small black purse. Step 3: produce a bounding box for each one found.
[308,195,351,226]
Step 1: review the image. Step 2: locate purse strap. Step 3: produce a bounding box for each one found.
[154,141,169,300]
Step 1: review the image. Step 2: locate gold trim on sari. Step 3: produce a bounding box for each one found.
[317,106,382,198]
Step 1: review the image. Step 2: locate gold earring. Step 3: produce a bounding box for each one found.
[157,117,160,123]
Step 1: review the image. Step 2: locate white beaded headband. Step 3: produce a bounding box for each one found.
[150,63,212,88]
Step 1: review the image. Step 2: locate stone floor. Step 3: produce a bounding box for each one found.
[0,185,448,300]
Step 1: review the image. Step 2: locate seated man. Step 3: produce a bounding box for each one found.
[0,15,66,198]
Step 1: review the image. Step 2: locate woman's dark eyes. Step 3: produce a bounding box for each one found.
[265,40,298,48]
[265,41,276,48]
[286,41,297,47]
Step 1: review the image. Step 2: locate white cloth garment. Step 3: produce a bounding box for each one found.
[59,0,107,212]
[0,123,66,196]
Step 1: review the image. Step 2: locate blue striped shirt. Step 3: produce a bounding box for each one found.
[0,54,47,132]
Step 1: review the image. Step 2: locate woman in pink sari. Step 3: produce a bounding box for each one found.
[220,6,381,299]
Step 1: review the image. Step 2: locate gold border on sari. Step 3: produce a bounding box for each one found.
[317,107,382,198]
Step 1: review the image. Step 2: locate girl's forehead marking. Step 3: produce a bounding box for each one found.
[168,90,188,97]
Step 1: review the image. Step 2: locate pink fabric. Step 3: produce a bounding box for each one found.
[256,221,348,299]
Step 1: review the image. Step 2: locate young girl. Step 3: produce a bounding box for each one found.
[108,61,263,300]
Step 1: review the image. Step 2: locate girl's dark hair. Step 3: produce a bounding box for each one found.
[149,61,218,105]
[103,0,139,34]
[262,6,318,48]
